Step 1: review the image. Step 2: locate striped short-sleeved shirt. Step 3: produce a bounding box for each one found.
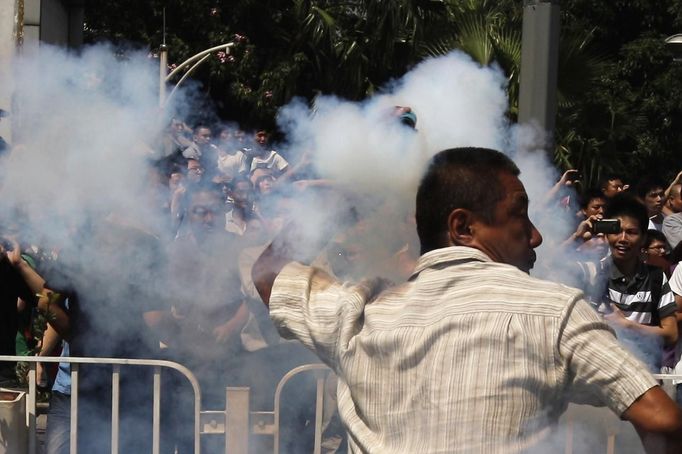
[580,257,677,324]
[606,262,676,323]
[270,246,657,453]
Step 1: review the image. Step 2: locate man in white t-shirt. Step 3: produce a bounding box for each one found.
[215,128,248,182]
[664,265,682,405]
[246,130,289,182]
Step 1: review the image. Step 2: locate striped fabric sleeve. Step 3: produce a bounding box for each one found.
[560,296,658,416]
[657,274,677,319]
[269,261,366,368]
[670,265,682,295]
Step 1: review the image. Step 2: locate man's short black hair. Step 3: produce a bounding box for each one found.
[415,147,520,255]
[604,193,648,234]
[645,229,667,248]
[635,175,665,199]
[193,124,211,133]
[580,188,607,210]
[186,184,223,204]
[229,175,253,192]
[599,173,623,190]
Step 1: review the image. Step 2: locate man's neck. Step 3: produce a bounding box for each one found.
[613,257,639,278]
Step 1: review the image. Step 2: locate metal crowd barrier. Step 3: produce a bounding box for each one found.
[562,373,682,454]
[0,355,202,454]
[224,363,333,454]
[2,354,681,454]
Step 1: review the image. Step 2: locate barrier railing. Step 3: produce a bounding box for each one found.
[0,355,202,454]
[2,354,680,454]
[225,363,333,454]
[562,373,682,454]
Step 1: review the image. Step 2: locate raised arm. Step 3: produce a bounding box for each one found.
[252,187,356,306]
[665,170,682,198]
[623,386,682,454]
[4,242,71,338]
[252,220,321,306]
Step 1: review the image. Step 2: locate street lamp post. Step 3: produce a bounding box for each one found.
[159,43,168,107]
[159,42,234,108]
[518,0,561,151]
[665,34,682,62]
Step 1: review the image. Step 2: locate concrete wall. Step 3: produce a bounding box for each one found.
[0,0,83,145]
[0,0,17,144]
[23,0,83,49]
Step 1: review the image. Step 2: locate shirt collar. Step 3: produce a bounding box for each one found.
[607,257,647,282]
[410,246,493,279]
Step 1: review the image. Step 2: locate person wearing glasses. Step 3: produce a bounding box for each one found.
[644,229,671,274]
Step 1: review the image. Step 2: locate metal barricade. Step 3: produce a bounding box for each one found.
[226,363,333,454]
[3,354,680,454]
[227,369,682,454]
[0,355,202,454]
[562,373,682,454]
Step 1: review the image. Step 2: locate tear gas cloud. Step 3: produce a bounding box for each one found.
[278,52,568,275]
[0,45,571,278]
[3,44,162,234]
[0,43,612,450]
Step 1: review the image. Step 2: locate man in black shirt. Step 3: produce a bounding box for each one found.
[0,247,37,387]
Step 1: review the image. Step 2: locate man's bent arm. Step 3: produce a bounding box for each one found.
[624,315,679,346]
[623,386,682,454]
[252,187,356,306]
[253,220,330,306]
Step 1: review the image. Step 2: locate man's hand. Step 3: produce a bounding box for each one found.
[605,306,633,329]
[572,214,602,242]
[4,238,22,266]
[252,183,358,306]
[213,321,238,344]
[559,169,580,187]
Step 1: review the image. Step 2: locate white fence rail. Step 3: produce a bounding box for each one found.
[225,363,333,454]
[0,355,202,454]
[2,355,681,454]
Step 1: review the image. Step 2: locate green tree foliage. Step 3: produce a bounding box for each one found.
[557,1,682,186]
[83,1,682,184]
[84,0,451,128]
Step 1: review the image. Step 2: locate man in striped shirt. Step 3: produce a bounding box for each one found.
[253,148,682,452]
[589,194,678,372]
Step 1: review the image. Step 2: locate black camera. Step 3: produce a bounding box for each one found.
[0,237,13,251]
[592,219,621,235]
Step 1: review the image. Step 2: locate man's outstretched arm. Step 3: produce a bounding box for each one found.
[624,386,682,454]
[252,186,356,306]
[252,234,294,306]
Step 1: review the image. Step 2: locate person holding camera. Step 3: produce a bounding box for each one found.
[578,194,678,373]
[559,188,610,257]
[253,148,682,453]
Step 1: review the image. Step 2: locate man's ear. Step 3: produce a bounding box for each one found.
[447,208,476,246]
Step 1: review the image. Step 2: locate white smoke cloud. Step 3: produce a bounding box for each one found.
[2,44,165,241]
[0,43,613,450]
[279,52,512,202]
[276,51,574,280]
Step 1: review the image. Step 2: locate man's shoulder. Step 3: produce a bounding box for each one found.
[431,260,584,316]
[663,212,682,226]
[510,269,584,302]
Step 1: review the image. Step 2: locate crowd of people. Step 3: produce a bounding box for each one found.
[2,111,682,452]
[549,170,682,384]
[0,118,344,453]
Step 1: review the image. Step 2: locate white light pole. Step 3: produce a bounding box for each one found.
[518,0,560,150]
[665,34,682,62]
[158,43,168,107]
[160,42,234,108]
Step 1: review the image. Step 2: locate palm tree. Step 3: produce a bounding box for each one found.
[421,0,613,187]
